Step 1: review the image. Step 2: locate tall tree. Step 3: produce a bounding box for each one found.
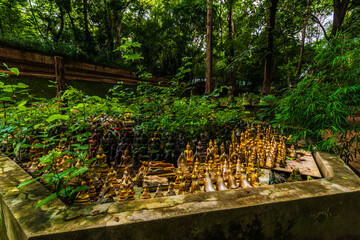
[205,0,214,95]
[331,0,350,37]
[295,0,312,82]
[262,0,279,95]
[226,0,236,95]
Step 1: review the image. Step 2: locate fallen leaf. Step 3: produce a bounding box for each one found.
[92,210,99,215]
[114,217,119,222]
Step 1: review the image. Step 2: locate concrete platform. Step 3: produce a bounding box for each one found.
[1,151,360,240]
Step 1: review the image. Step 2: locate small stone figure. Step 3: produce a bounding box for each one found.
[287,168,303,182]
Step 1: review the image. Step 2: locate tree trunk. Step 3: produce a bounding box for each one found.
[53,9,64,42]
[205,0,214,95]
[227,0,236,95]
[295,0,311,83]
[55,56,66,99]
[330,0,350,38]
[262,0,279,95]
[66,9,79,43]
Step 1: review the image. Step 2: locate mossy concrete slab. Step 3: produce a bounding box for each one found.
[1,152,360,240]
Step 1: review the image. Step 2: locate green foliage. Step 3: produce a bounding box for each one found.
[274,33,360,163]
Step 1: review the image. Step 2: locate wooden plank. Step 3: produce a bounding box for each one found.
[272,149,322,178]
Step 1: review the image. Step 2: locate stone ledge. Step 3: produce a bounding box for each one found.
[1,152,360,240]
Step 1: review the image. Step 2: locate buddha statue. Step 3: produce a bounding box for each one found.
[174,170,182,189]
[94,146,109,179]
[118,182,135,201]
[141,185,152,199]
[177,153,189,173]
[221,156,230,182]
[189,174,200,194]
[227,165,238,189]
[229,143,234,158]
[204,168,216,192]
[74,181,91,206]
[289,144,297,159]
[88,179,97,200]
[107,170,120,191]
[184,142,194,165]
[119,148,132,167]
[206,149,215,166]
[98,179,115,204]
[154,184,164,198]
[248,168,261,187]
[207,140,213,156]
[178,175,187,195]
[239,165,252,188]
[216,170,228,191]
[213,141,220,162]
[220,143,225,156]
[167,183,176,196]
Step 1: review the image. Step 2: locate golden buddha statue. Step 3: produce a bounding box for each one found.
[88,179,97,200]
[216,170,228,191]
[207,140,213,155]
[167,183,176,196]
[107,170,120,191]
[94,146,109,179]
[141,185,151,199]
[178,175,187,195]
[247,168,261,187]
[74,181,91,206]
[220,143,225,156]
[118,182,135,201]
[289,144,297,159]
[206,150,215,165]
[239,165,252,188]
[227,169,238,189]
[178,153,189,173]
[189,174,200,194]
[174,170,182,189]
[213,141,220,161]
[229,143,234,158]
[154,184,164,198]
[184,142,194,165]
[204,168,216,192]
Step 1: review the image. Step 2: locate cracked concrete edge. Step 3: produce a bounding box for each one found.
[1,151,360,239]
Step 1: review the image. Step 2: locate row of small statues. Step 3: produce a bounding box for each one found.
[24,123,299,206]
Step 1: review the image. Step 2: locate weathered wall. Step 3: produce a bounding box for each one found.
[0,45,169,85]
[0,152,360,240]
